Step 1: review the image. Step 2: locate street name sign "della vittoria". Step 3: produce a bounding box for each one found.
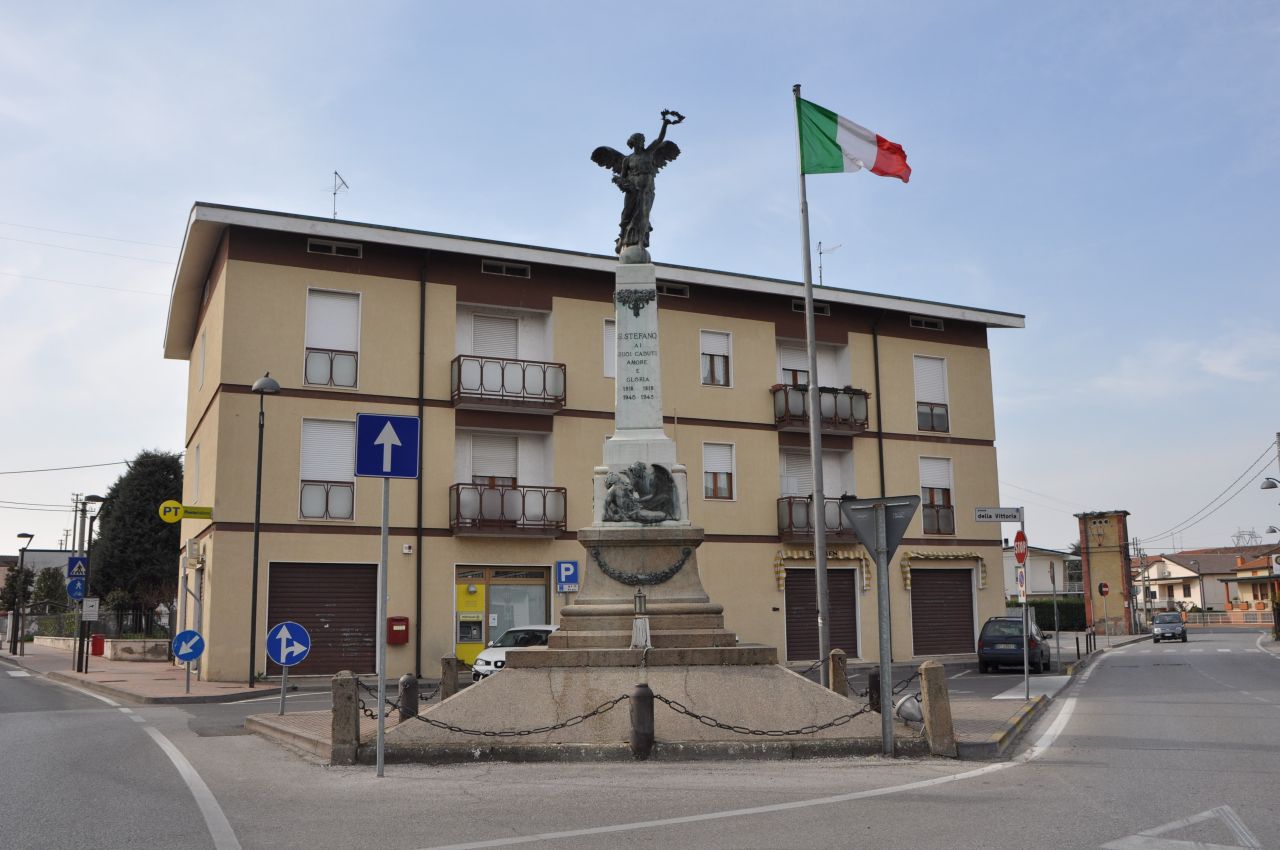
[974,506,1023,522]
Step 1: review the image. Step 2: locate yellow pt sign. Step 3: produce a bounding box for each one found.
[158,502,213,523]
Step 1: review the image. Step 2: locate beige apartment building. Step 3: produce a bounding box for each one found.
[163,203,1023,683]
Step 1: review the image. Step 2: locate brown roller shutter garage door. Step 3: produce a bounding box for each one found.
[910,568,974,655]
[267,562,376,676]
[785,569,858,661]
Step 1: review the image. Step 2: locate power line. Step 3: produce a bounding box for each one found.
[0,270,167,297]
[0,461,130,476]
[1136,440,1275,544]
[0,235,174,264]
[999,480,1089,512]
[1138,460,1274,546]
[0,499,74,508]
[0,504,76,513]
[0,220,177,249]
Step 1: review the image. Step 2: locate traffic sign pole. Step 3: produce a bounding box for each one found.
[1019,522,1029,700]
[377,476,389,778]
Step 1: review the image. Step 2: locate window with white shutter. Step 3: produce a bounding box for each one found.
[472,314,519,359]
[703,442,735,500]
[700,330,731,386]
[471,433,518,486]
[913,355,949,432]
[300,419,356,519]
[603,319,616,378]
[919,456,954,535]
[778,345,809,385]
[780,450,813,496]
[304,289,360,388]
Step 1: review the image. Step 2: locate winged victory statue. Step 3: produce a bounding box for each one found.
[591,110,684,262]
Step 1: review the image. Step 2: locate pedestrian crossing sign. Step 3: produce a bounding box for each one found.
[67,557,87,579]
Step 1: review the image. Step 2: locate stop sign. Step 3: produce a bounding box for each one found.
[1098,581,1110,597]
[1013,530,1028,565]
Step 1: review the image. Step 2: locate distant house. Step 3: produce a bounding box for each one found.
[1001,543,1082,601]
[1220,552,1279,612]
[1136,545,1280,613]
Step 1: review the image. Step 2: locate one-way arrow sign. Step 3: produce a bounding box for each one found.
[355,413,420,479]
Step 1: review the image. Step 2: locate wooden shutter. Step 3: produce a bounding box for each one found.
[305,290,360,351]
[913,355,947,403]
[473,314,519,358]
[300,420,355,482]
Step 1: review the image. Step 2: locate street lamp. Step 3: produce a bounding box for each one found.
[77,495,106,672]
[247,372,280,687]
[1189,559,1205,619]
[9,533,34,655]
[1262,478,1280,490]
[1266,526,1279,535]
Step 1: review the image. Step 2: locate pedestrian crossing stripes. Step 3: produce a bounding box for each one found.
[6,670,32,677]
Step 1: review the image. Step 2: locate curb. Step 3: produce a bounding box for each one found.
[245,713,330,758]
[45,670,287,705]
[955,694,1049,760]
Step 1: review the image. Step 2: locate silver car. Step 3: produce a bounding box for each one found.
[1151,612,1187,643]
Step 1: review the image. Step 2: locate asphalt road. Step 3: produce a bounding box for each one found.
[4,628,1277,850]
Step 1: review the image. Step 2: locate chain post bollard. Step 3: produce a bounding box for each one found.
[867,667,882,713]
[630,683,655,759]
[440,655,458,700]
[917,660,956,757]
[828,649,848,697]
[398,674,418,723]
[331,671,359,765]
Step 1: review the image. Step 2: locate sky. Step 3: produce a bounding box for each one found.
[2,1,1279,560]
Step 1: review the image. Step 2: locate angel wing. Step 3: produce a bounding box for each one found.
[652,140,680,171]
[591,146,626,173]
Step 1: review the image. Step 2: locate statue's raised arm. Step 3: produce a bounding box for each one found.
[591,109,684,263]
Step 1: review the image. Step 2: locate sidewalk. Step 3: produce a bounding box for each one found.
[0,641,284,704]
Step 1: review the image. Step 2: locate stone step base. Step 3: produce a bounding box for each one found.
[504,644,778,669]
[548,628,738,650]
[555,612,726,632]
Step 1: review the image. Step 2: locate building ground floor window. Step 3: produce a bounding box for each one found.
[454,565,550,665]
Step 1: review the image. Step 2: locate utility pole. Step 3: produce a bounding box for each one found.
[73,497,88,672]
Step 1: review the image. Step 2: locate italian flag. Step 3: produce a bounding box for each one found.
[796,97,911,183]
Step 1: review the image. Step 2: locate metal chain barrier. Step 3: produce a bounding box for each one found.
[892,670,921,696]
[355,678,631,737]
[653,693,873,736]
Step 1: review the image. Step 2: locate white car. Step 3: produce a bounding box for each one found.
[471,625,558,681]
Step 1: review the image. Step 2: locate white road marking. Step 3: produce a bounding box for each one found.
[1217,649,1232,653]
[56,682,120,706]
[118,707,133,714]
[949,670,969,680]
[1101,804,1261,849]
[6,670,32,677]
[143,727,242,850]
[993,676,1069,700]
[417,695,1082,850]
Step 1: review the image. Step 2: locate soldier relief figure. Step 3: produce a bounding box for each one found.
[603,462,680,524]
[591,110,683,260]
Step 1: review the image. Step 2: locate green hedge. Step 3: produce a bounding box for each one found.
[1027,598,1086,631]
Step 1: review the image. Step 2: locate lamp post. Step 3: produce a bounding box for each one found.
[247,372,280,687]
[10,533,34,655]
[77,495,106,672]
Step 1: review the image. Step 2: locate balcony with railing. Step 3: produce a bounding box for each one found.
[770,384,870,434]
[777,496,858,544]
[450,355,566,413]
[448,483,567,537]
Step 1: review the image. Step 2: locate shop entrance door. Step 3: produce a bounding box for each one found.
[455,566,550,665]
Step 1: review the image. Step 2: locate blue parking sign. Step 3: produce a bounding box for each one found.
[556,560,580,593]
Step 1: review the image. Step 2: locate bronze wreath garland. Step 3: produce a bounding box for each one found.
[590,547,692,586]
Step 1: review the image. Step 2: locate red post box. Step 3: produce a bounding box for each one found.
[90,634,105,656]
[387,616,410,645]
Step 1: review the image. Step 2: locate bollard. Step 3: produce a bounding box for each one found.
[330,671,360,765]
[1075,635,1080,661]
[440,655,459,700]
[629,683,654,760]
[868,667,882,713]
[397,674,418,723]
[918,660,956,757]
[828,649,849,697]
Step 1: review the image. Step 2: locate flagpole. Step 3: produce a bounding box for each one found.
[793,83,832,687]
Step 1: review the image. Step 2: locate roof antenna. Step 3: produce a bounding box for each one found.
[817,241,841,287]
[332,171,349,219]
